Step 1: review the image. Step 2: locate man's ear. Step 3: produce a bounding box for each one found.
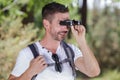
[43,19,50,29]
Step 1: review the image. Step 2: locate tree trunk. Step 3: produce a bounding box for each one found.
[79,0,87,31]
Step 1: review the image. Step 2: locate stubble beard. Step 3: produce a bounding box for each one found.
[51,31,68,41]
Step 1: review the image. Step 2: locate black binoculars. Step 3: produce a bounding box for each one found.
[59,20,82,27]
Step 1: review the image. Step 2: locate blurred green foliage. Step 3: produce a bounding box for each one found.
[0,0,120,80]
[0,15,39,79]
[90,69,120,80]
[76,69,120,80]
[87,6,120,70]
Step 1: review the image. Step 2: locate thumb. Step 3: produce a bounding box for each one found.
[71,26,78,36]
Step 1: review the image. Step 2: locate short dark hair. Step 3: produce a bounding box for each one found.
[42,2,69,21]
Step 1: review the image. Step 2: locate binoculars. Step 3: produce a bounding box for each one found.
[59,20,82,27]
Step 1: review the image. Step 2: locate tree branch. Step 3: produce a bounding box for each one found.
[1,0,18,12]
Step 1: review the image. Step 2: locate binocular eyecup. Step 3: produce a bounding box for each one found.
[59,20,82,27]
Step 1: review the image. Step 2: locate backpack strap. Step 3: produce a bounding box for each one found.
[28,43,39,80]
[28,43,69,79]
[61,41,76,78]
[28,42,76,79]
[28,43,39,58]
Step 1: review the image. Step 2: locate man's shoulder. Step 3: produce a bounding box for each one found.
[20,46,30,53]
[20,41,39,51]
[18,41,39,57]
[65,42,78,49]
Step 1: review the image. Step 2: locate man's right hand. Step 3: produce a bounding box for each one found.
[8,55,47,80]
[28,55,47,76]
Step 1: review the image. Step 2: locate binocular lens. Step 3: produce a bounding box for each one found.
[59,20,81,27]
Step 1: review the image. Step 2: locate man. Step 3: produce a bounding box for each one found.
[8,2,100,80]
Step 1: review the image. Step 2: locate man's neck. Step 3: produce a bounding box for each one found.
[40,36,61,53]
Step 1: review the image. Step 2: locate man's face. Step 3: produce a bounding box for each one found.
[48,12,70,41]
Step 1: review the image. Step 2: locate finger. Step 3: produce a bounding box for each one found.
[39,61,47,70]
[80,25,85,30]
[41,61,47,66]
[36,56,47,65]
[71,26,76,32]
[35,55,44,61]
[76,25,82,30]
[38,58,46,64]
[75,25,85,33]
[41,64,47,70]
[43,64,47,68]
[71,25,79,34]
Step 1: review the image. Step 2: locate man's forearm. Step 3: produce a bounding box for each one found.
[78,39,100,77]
[9,68,35,80]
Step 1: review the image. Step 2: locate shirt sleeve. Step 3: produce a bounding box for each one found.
[11,47,33,77]
[69,44,83,61]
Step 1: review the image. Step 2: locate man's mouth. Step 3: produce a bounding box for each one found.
[59,31,68,36]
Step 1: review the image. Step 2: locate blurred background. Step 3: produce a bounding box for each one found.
[0,0,120,80]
